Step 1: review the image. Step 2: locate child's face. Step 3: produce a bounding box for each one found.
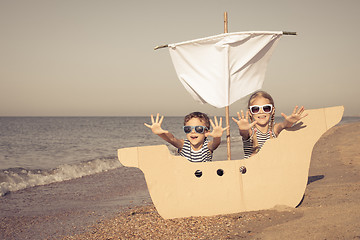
[249,97,274,127]
[184,117,208,149]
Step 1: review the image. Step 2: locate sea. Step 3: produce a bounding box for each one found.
[0,116,359,239]
[0,116,248,197]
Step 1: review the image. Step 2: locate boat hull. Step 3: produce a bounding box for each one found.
[118,106,344,219]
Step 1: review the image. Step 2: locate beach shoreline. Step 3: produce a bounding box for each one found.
[1,122,359,239]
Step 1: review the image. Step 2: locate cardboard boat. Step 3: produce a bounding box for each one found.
[118,106,344,219]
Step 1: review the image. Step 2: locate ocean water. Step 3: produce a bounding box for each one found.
[0,116,359,197]
[0,116,238,197]
[0,116,176,196]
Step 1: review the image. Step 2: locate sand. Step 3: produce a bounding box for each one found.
[62,121,360,240]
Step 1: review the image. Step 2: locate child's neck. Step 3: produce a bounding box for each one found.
[191,142,203,151]
[255,123,270,134]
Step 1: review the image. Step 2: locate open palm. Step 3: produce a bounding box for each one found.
[281,106,308,127]
[144,113,168,135]
[232,110,257,131]
[206,116,228,138]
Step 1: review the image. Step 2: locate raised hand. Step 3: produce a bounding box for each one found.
[232,110,257,131]
[144,113,169,135]
[206,116,228,138]
[281,106,308,128]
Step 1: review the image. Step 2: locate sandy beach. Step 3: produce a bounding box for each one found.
[60,121,360,240]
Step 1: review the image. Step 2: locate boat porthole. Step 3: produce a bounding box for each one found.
[195,170,203,178]
[217,169,224,176]
[239,166,247,174]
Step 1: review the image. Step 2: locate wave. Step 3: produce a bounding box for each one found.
[0,135,244,197]
[0,157,122,197]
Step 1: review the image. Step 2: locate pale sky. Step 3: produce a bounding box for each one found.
[0,0,359,116]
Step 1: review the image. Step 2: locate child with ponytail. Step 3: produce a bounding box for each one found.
[232,91,308,158]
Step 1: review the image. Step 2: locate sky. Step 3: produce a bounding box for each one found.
[0,0,359,117]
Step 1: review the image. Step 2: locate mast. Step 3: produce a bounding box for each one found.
[224,12,231,160]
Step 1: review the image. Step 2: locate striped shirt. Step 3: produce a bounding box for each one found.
[243,127,276,159]
[178,138,212,162]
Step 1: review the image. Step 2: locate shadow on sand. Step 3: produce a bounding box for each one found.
[297,175,325,207]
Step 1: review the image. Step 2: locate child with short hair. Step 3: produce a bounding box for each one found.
[232,91,308,158]
[145,112,228,162]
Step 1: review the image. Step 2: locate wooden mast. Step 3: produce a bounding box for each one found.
[224,12,231,160]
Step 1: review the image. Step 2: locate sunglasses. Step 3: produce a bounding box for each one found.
[249,104,273,114]
[183,125,208,134]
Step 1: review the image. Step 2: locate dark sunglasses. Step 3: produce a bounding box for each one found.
[183,125,208,134]
[249,104,273,114]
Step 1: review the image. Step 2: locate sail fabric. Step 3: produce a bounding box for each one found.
[168,31,283,108]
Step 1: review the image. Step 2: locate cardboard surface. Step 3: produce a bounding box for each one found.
[118,106,344,219]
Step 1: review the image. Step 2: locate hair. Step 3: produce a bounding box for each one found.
[184,112,210,129]
[248,91,276,155]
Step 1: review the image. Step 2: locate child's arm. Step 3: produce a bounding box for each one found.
[206,116,229,152]
[274,106,308,135]
[144,113,184,149]
[232,110,257,140]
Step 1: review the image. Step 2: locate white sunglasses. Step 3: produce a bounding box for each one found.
[249,104,273,114]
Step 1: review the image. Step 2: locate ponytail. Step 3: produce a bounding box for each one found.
[269,108,275,139]
[249,115,260,156]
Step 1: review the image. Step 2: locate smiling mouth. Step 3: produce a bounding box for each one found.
[190,136,198,139]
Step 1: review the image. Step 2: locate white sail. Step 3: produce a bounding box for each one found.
[168,31,283,108]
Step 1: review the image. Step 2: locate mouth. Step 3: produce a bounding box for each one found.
[190,135,198,140]
[256,115,267,119]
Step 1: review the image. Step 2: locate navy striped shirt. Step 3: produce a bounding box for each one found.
[178,138,212,162]
[243,128,276,158]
